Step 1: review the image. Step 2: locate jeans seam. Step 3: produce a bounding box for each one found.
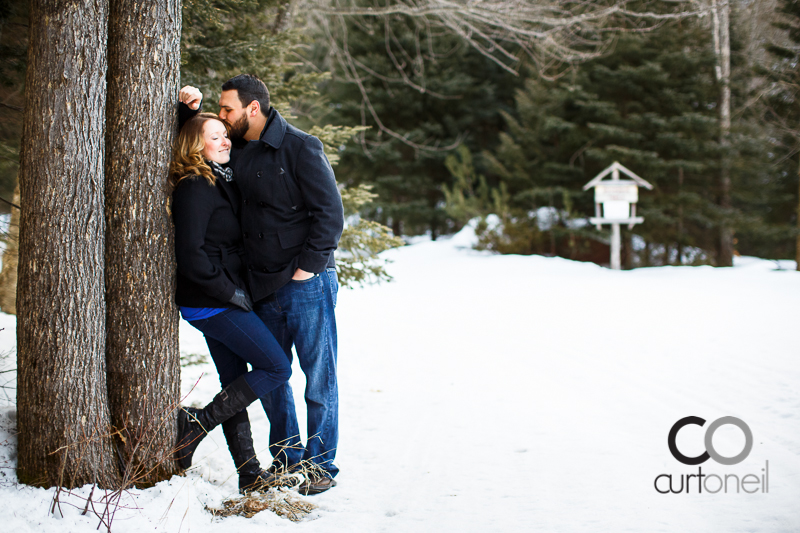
[327,271,338,308]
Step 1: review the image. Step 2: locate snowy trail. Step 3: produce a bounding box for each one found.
[1,229,799,532]
[322,237,800,532]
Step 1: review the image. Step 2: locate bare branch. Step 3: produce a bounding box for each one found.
[0,103,22,113]
[303,0,708,150]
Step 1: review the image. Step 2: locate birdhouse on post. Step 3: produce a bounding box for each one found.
[583,161,653,270]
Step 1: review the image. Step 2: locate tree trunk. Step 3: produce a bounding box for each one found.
[105,0,182,486]
[677,167,684,265]
[0,183,21,314]
[16,0,120,488]
[712,0,734,266]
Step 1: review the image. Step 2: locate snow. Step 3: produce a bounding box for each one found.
[0,225,799,532]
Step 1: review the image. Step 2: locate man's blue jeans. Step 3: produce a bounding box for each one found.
[188,308,292,397]
[254,267,339,477]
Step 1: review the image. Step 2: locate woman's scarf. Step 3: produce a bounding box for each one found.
[208,160,234,182]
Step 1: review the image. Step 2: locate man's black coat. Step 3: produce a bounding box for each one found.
[172,174,246,307]
[229,108,344,302]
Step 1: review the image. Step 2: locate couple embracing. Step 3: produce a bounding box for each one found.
[169,74,342,495]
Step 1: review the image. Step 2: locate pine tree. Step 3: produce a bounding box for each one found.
[472,17,775,266]
[181,0,327,116]
[317,13,519,238]
[758,0,800,269]
[181,0,401,285]
[0,0,24,203]
[0,0,27,313]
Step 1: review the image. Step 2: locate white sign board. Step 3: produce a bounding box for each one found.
[595,182,638,203]
[602,201,631,219]
[583,162,653,270]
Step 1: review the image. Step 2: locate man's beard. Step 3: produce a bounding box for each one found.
[227,114,249,140]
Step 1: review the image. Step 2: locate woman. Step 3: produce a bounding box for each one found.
[170,113,290,493]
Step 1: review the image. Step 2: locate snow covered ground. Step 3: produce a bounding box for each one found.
[0,225,799,532]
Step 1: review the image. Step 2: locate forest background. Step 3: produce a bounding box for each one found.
[1,0,799,276]
[0,0,798,496]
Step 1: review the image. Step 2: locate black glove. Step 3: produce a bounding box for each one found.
[229,288,253,312]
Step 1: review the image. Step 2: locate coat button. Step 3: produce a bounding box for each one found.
[259,201,266,207]
[258,232,263,239]
[262,267,267,273]
[248,265,253,272]
[257,171,262,178]
[243,232,249,238]
[244,199,249,206]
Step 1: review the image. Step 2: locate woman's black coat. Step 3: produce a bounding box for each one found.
[172,173,245,307]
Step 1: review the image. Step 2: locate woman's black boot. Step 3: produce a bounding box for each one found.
[175,375,258,470]
[222,410,278,493]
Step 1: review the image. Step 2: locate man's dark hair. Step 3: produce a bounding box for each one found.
[222,74,270,116]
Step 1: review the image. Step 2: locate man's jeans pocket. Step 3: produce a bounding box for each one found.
[290,273,319,284]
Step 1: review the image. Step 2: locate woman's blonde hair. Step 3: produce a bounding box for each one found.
[169,113,230,189]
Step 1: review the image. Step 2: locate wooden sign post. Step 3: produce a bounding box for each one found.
[583,162,653,270]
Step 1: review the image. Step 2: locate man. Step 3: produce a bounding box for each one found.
[179,74,343,495]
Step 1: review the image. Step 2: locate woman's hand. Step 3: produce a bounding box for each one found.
[229,288,254,312]
[179,85,203,110]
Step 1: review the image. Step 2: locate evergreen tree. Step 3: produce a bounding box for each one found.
[182,0,327,117]
[754,0,800,268]
[181,0,399,284]
[470,17,776,266]
[0,0,25,204]
[317,13,519,238]
[0,1,26,313]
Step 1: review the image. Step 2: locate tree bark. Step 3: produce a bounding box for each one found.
[16,0,120,488]
[0,183,21,315]
[712,0,734,266]
[105,0,182,486]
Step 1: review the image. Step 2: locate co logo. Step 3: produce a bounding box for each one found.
[668,416,753,466]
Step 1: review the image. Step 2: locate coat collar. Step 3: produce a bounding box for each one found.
[259,107,287,149]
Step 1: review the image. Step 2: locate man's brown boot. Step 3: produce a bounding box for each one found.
[298,473,337,495]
